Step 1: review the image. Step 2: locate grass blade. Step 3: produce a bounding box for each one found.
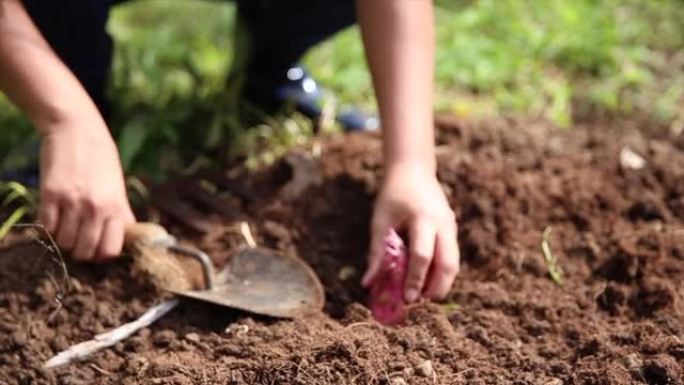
[0,206,28,241]
[541,226,564,286]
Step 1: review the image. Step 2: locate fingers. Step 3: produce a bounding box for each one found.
[55,199,81,251]
[40,188,133,261]
[71,210,105,261]
[423,222,460,299]
[38,200,59,233]
[97,218,126,260]
[405,219,436,303]
[362,216,390,287]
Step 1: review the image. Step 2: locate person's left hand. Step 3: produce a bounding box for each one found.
[362,162,460,303]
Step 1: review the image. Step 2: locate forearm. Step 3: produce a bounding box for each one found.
[357,0,436,173]
[0,0,105,136]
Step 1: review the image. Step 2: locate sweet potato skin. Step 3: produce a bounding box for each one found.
[369,229,408,325]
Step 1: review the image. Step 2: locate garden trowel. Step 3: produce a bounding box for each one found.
[125,222,325,318]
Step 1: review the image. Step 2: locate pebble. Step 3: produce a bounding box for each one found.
[390,378,407,385]
[225,324,249,337]
[12,330,27,347]
[50,335,69,352]
[338,266,356,281]
[69,278,83,293]
[184,332,201,343]
[96,302,113,320]
[622,353,642,370]
[415,360,434,378]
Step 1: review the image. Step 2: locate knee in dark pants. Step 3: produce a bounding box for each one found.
[235,0,357,80]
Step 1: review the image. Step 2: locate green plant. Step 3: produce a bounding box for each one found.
[0,181,38,241]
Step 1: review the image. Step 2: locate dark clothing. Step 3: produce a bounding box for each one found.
[237,0,356,82]
[21,0,356,118]
[23,0,115,117]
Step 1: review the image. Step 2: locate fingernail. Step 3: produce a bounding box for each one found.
[405,289,420,303]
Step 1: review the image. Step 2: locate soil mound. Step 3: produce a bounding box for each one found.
[1,117,683,384]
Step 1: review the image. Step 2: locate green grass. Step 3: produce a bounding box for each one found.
[1,0,684,178]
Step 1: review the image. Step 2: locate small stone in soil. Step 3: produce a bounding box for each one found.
[622,353,642,370]
[415,360,434,378]
[50,335,69,352]
[338,266,356,281]
[225,324,249,337]
[69,278,83,293]
[184,332,200,343]
[12,330,27,347]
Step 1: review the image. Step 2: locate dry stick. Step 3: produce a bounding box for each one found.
[44,298,180,369]
[239,221,257,248]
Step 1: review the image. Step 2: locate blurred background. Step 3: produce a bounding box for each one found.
[1,0,683,179]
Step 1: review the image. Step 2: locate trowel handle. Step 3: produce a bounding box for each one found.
[125,222,175,248]
[124,222,216,290]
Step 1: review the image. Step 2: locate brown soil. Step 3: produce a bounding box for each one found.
[1,117,684,384]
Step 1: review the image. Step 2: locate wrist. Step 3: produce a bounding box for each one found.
[34,105,109,140]
[385,158,437,176]
[382,120,437,175]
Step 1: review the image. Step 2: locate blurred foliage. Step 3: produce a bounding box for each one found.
[107,0,236,178]
[428,0,684,125]
[2,0,684,178]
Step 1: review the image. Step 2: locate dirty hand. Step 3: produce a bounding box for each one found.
[38,119,135,261]
[362,163,460,303]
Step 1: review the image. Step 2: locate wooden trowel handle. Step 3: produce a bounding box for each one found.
[124,222,215,291]
[125,222,176,249]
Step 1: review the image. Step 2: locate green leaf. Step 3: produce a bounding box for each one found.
[118,118,149,169]
[0,206,27,241]
[1,181,30,207]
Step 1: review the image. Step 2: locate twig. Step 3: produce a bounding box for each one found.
[46,273,64,324]
[90,363,113,375]
[239,221,258,248]
[44,298,180,369]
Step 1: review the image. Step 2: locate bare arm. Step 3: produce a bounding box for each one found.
[358,0,459,302]
[357,0,436,172]
[0,0,134,260]
[0,0,104,133]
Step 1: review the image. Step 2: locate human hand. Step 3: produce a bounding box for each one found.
[38,117,135,261]
[362,163,459,303]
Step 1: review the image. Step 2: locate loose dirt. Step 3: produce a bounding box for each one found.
[1,117,683,384]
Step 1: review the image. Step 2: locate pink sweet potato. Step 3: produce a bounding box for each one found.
[369,228,408,325]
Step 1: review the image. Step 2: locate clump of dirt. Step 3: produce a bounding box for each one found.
[2,116,684,384]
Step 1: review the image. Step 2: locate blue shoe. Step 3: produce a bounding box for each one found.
[242,65,378,132]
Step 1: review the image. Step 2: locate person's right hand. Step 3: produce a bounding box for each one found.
[38,118,135,261]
